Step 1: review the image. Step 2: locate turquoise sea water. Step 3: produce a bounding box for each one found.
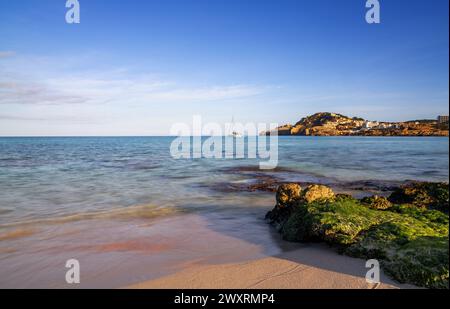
[0,136,448,226]
[0,136,448,288]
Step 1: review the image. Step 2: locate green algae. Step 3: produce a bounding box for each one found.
[268,187,449,289]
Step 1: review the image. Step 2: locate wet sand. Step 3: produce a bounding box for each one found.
[0,198,278,288]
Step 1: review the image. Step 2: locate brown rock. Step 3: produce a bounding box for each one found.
[301,184,335,203]
[276,183,302,208]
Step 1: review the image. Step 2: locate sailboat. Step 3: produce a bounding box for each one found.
[229,116,242,138]
[231,131,242,138]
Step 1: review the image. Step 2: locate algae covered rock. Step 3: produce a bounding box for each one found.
[345,212,449,289]
[282,197,383,245]
[267,184,335,235]
[382,236,449,289]
[266,184,302,230]
[266,182,450,289]
[335,193,355,201]
[276,183,302,207]
[389,182,449,213]
[361,195,392,210]
[300,184,335,203]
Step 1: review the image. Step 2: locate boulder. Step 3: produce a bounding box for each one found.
[266,183,302,230]
[301,184,335,203]
[275,183,302,208]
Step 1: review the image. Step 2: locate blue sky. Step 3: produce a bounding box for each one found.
[0,0,448,136]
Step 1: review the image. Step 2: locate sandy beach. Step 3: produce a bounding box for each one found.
[128,241,413,289]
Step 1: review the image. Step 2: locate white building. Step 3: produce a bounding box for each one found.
[363,121,379,129]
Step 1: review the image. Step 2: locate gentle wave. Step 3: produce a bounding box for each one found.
[0,228,36,241]
[0,204,183,229]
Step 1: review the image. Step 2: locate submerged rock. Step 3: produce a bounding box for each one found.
[266,182,449,289]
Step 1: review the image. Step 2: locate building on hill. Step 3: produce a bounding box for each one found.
[437,115,449,124]
[363,121,379,129]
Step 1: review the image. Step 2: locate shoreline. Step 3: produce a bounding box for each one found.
[1,179,447,288]
[0,208,416,289]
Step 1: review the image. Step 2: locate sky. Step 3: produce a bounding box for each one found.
[0,0,449,136]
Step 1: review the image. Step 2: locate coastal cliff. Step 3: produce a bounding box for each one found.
[265,112,449,136]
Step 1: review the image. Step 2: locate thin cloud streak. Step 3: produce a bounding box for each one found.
[0,51,15,58]
[0,64,268,106]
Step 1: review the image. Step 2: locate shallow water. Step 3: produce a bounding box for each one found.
[0,136,448,287]
[0,136,448,225]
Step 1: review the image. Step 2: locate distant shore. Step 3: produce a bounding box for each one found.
[265,112,449,137]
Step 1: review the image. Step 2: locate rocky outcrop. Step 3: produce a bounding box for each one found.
[389,182,449,213]
[266,182,449,289]
[268,112,365,136]
[265,112,449,136]
[266,183,336,230]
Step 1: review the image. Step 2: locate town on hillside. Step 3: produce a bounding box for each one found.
[265,113,449,136]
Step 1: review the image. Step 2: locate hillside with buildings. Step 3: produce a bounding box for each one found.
[265,112,449,136]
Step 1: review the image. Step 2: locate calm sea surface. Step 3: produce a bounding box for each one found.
[0,136,448,226]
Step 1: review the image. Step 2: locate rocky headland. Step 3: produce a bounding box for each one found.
[266,182,449,289]
[265,112,449,136]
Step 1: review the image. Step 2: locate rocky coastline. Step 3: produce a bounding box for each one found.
[265,182,449,289]
[265,112,449,136]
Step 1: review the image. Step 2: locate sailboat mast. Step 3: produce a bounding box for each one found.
[231,115,235,135]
